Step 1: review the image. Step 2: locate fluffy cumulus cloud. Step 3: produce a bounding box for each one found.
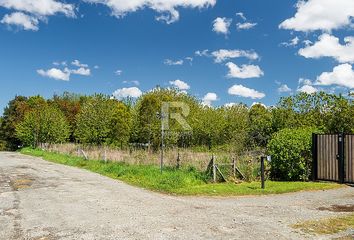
[37,68,70,81]
[0,0,75,30]
[316,64,354,89]
[279,0,354,32]
[1,12,39,30]
[228,84,265,99]
[84,0,216,24]
[202,92,218,106]
[164,59,184,66]
[112,87,143,99]
[211,49,259,63]
[299,34,354,63]
[37,60,92,81]
[226,62,264,79]
[297,85,318,94]
[212,17,232,35]
[169,79,190,90]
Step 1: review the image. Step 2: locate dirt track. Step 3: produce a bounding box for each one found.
[0,152,353,240]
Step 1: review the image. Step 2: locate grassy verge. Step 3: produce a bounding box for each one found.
[293,213,354,235]
[21,148,342,196]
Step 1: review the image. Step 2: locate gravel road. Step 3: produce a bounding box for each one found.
[0,152,353,240]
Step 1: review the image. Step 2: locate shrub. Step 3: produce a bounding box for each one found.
[267,127,317,181]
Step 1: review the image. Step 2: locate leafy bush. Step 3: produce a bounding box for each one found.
[267,127,317,181]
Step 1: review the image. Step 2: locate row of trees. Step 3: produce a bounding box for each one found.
[0,89,353,154]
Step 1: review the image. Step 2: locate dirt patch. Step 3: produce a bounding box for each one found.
[318,204,354,213]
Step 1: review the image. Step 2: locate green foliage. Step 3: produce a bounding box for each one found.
[75,95,131,146]
[0,96,31,149]
[248,103,273,147]
[267,127,318,181]
[16,105,70,147]
[21,148,340,196]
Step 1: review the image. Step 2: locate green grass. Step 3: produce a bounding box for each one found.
[293,213,354,235]
[20,148,342,196]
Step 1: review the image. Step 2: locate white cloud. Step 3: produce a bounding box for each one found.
[235,12,246,21]
[84,0,216,24]
[212,17,232,35]
[279,0,354,32]
[37,60,92,80]
[202,92,218,106]
[298,78,313,86]
[316,63,354,88]
[122,80,140,86]
[37,68,70,81]
[115,70,123,76]
[0,0,75,17]
[228,84,265,99]
[226,62,264,79]
[299,34,354,63]
[71,60,89,68]
[195,49,209,57]
[236,22,257,30]
[211,49,259,63]
[0,0,75,30]
[278,84,292,93]
[112,87,142,99]
[1,12,39,30]
[164,59,184,66]
[169,79,190,90]
[297,85,318,94]
[71,67,91,76]
[281,36,300,47]
[224,102,236,108]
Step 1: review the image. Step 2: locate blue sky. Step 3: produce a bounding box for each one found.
[0,0,354,113]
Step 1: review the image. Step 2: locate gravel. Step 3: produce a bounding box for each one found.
[0,152,353,240]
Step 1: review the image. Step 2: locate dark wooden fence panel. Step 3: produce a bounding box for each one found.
[345,135,354,183]
[316,134,339,182]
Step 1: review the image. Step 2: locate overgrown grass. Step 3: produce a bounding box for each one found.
[293,213,354,235]
[21,148,342,196]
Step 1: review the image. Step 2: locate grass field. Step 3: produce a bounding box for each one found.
[21,148,342,196]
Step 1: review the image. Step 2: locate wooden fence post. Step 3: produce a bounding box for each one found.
[212,154,216,183]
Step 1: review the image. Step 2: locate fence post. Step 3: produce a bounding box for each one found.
[312,133,318,181]
[338,133,345,183]
[232,158,236,178]
[176,152,180,169]
[212,155,216,183]
[261,156,265,189]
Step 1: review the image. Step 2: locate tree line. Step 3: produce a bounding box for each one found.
[0,89,353,154]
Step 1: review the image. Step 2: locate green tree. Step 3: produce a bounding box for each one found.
[248,103,273,147]
[75,95,132,147]
[16,105,70,147]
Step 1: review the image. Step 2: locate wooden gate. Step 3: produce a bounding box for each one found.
[313,133,354,184]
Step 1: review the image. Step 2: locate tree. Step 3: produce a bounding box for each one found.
[75,95,132,146]
[0,96,31,149]
[16,105,70,147]
[248,103,273,147]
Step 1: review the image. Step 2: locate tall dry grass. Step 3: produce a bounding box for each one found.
[43,143,264,180]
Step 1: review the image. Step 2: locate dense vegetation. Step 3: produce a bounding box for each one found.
[0,89,353,180]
